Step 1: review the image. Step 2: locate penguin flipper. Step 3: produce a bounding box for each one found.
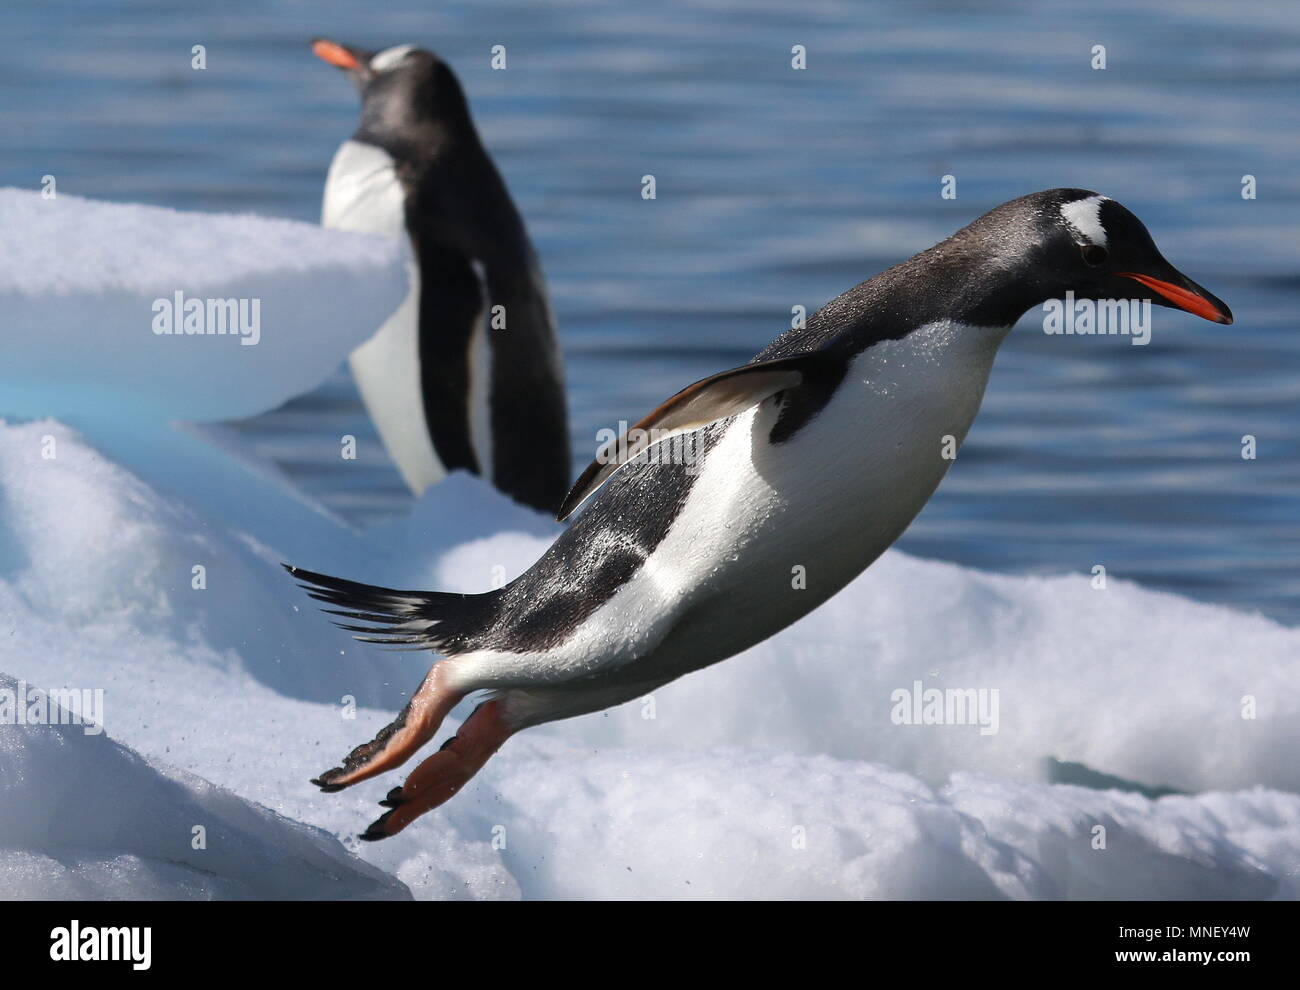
[479,259,571,515]
[556,353,818,521]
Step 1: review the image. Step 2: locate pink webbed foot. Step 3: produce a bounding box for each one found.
[359,699,513,841]
[311,666,463,792]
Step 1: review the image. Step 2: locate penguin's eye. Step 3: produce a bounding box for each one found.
[1080,244,1108,267]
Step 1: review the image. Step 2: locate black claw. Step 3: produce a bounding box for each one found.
[311,772,348,793]
[379,786,406,809]
[438,735,458,752]
[359,810,396,842]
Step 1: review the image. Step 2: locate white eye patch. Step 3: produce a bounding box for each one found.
[369,45,417,72]
[1060,195,1109,247]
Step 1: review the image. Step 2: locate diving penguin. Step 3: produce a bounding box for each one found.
[288,190,1231,839]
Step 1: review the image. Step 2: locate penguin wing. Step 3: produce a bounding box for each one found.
[481,255,571,514]
[557,353,817,521]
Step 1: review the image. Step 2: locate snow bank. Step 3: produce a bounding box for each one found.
[0,419,558,708]
[0,417,1297,899]
[0,188,406,421]
[0,674,408,900]
[465,738,1299,899]
[0,419,417,708]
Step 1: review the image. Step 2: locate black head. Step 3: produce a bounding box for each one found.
[311,39,475,150]
[966,188,1232,325]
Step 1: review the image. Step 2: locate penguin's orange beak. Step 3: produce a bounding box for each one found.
[312,39,360,70]
[1117,272,1233,325]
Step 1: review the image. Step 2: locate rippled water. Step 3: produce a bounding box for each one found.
[3,0,1297,620]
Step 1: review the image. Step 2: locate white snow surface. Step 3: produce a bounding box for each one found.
[0,417,1297,900]
[0,674,407,900]
[0,188,406,421]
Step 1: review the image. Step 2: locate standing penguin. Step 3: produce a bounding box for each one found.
[287,190,1231,839]
[313,38,570,513]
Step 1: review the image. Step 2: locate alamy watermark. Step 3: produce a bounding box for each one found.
[1043,292,1151,346]
[50,921,150,970]
[890,680,999,735]
[593,424,703,472]
[0,680,104,735]
[151,291,261,345]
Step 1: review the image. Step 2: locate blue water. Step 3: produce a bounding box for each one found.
[2,0,1298,620]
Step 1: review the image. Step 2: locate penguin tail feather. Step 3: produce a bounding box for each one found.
[283,564,480,654]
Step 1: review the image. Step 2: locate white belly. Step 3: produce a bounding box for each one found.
[322,140,446,494]
[639,319,1010,676]
[454,320,1010,692]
